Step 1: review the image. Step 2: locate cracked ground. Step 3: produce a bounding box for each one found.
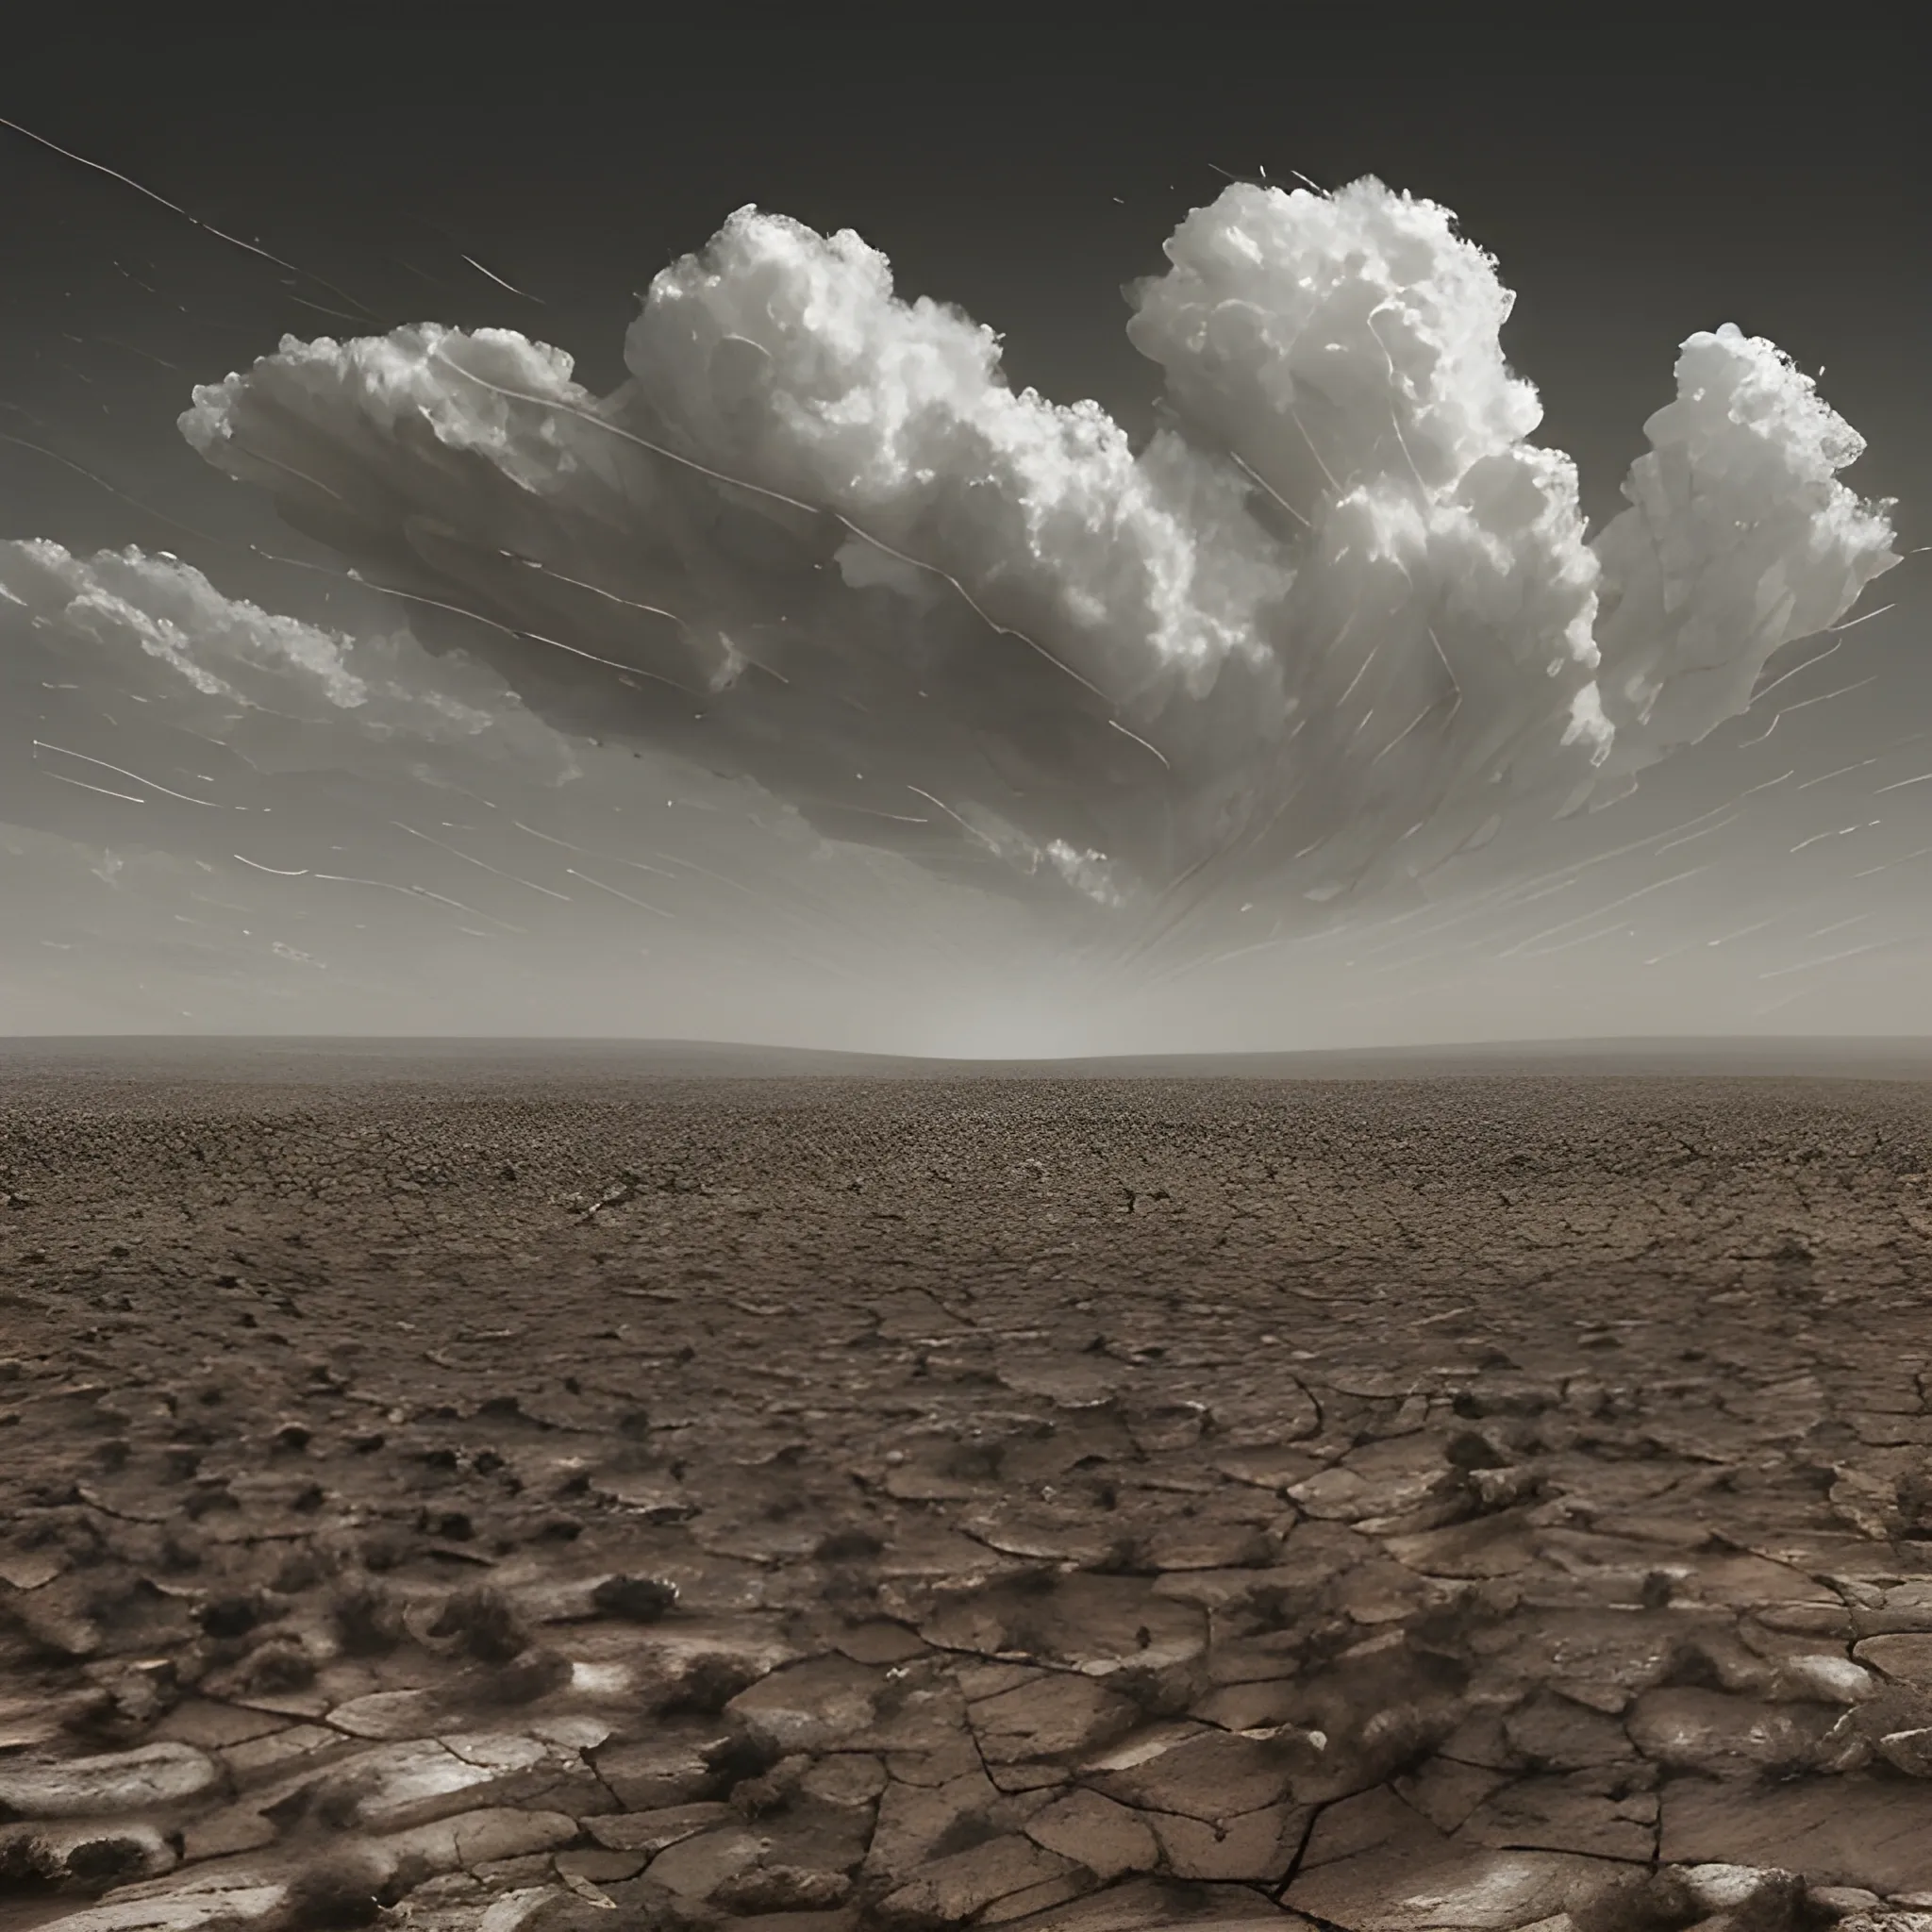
[3,1045,1932,1931]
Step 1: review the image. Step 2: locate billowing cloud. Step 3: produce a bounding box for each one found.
[1591,324,1899,774]
[27,177,1898,930]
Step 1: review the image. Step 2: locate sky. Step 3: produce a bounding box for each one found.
[0,17,1924,1050]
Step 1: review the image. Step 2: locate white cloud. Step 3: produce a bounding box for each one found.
[75,179,1899,924]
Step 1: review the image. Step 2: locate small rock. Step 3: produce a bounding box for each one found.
[1682,1863,1801,1911]
[1771,1654,1874,1703]
[1807,1890,1884,1921]
[1877,1727,1932,1776]
[0,1740,218,1818]
[1854,1633,1932,1684]
[591,1574,679,1622]
[0,1818,175,1886]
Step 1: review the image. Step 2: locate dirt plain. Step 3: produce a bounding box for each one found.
[3,1040,1932,1932]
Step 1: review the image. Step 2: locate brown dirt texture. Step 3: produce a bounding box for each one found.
[3,1041,1932,1930]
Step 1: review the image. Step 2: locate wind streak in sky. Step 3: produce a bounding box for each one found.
[2,176,1901,958]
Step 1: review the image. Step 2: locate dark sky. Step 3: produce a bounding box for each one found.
[4,16,1922,549]
[0,15,1924,1045]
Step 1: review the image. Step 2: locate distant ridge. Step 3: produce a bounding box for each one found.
[2,1035,1931,1084]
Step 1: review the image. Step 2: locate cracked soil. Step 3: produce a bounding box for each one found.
[2,1043,1931,1930]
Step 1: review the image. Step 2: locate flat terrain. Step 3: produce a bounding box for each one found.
[4,1041,1932,1930]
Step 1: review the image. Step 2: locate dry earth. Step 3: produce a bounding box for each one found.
[4,1041,1932,1932]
